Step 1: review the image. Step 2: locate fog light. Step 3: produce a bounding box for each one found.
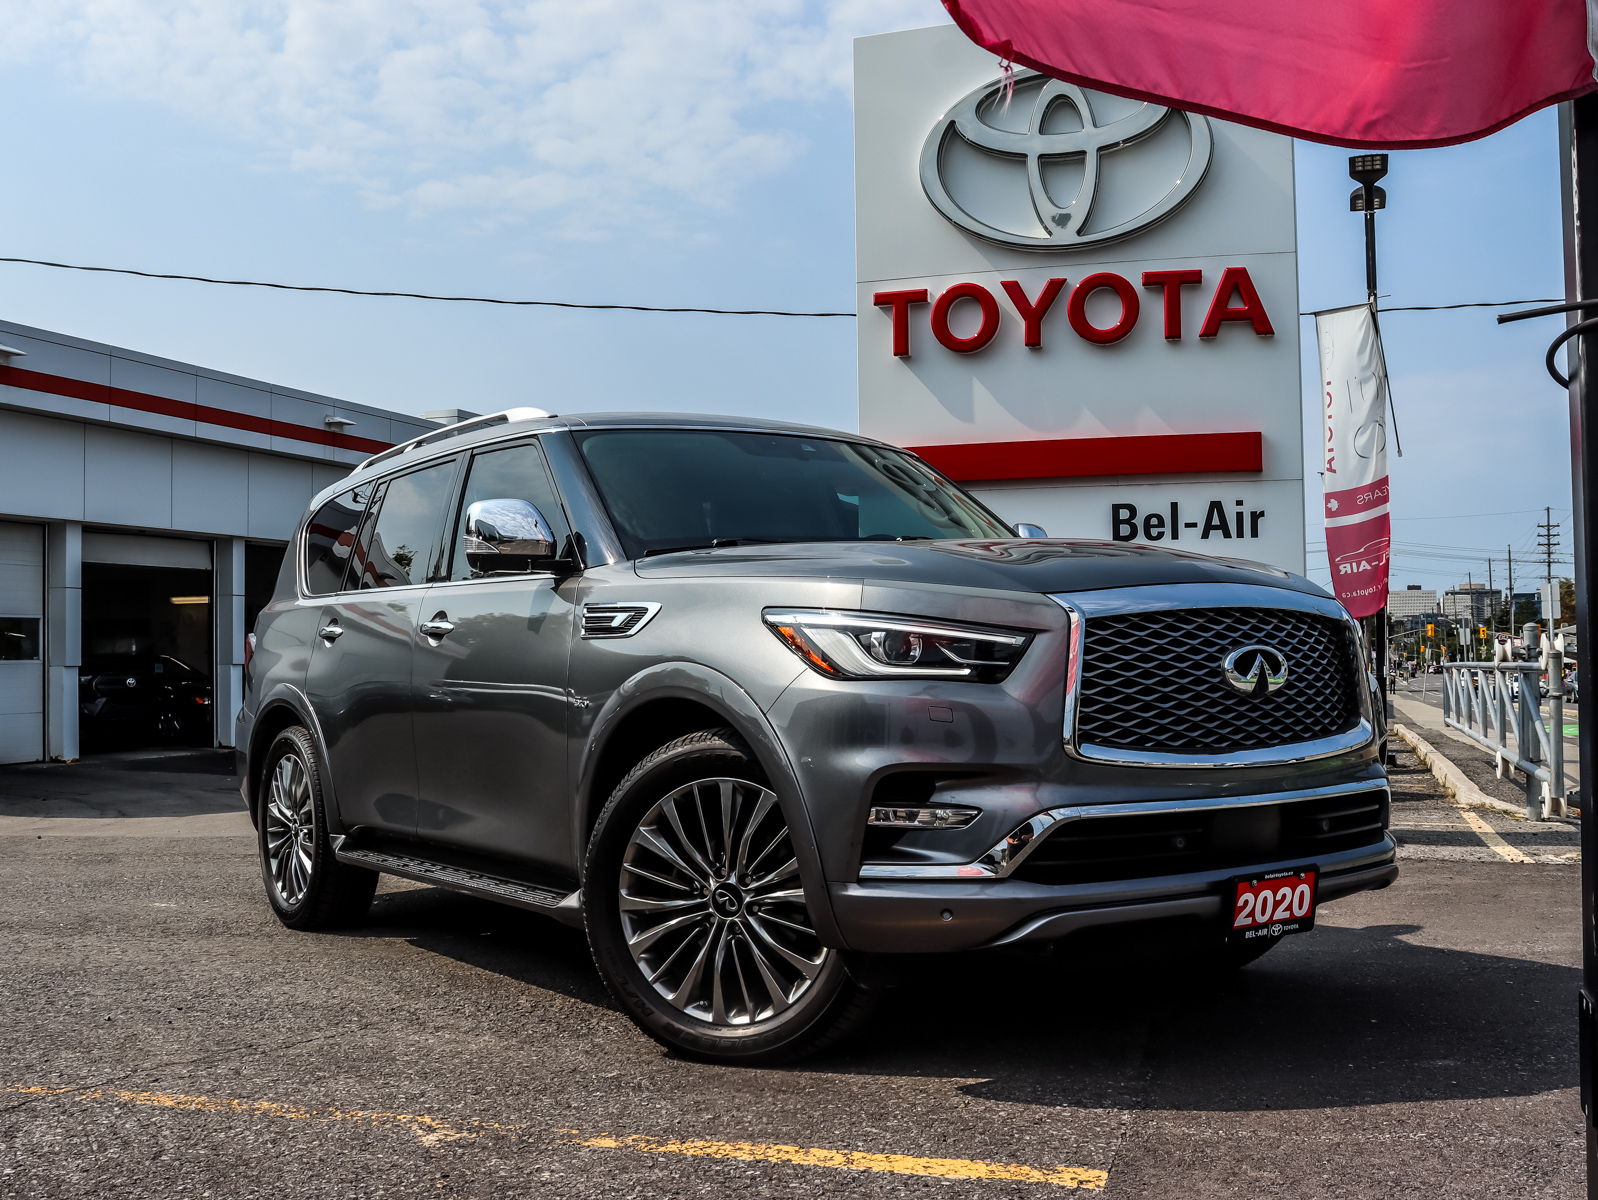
[867,805,981,829]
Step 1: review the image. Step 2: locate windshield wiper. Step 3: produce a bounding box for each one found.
[642,537,786,558]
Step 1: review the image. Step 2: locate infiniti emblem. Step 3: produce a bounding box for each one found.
[1223,645,1289,698]
[919,70,1213,251]
[710,883,743,919]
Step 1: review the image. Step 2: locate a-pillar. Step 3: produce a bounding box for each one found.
[44,521,80,762]
[213,538,246,748]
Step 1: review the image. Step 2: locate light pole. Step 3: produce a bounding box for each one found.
[1350,153,1391,714]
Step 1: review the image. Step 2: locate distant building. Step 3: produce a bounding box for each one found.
[1387,585,1437,618]
[1442,583,1501,624]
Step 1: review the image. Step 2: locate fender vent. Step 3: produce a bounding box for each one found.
[582,601,662,639]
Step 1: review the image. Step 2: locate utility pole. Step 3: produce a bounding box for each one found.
[1540,506,1562,625]
[1509,544,1516,633]
[1488,557,1496,644]
[1350,153,1390,716]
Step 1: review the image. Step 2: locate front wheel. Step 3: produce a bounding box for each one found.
[584,729,875,1065]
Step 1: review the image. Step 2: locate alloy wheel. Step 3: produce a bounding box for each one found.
[619,777,828,1025]
[263,751,316,908]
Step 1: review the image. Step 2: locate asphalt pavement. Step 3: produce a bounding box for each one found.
[0,748,1585,1197]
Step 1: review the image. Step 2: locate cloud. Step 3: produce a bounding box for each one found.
[1,0,942,233]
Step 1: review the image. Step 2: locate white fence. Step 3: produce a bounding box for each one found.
[1441,644,1565,820]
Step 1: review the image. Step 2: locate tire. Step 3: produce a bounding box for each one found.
[257,726,377,931]
[583,729,876,1065]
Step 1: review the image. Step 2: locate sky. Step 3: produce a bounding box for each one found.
[0,0,1577,597]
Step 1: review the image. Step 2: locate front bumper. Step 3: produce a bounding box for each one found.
[829,833,1398,953]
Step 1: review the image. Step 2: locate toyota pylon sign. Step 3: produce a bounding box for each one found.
[855,25,1305,574]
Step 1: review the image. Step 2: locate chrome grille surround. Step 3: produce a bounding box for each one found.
[1048,584,1374,768]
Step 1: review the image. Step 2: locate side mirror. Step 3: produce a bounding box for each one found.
[1013,523,1048,539]
[463,498,557,573]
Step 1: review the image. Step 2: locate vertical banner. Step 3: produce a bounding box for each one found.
[1316,303,1391,618]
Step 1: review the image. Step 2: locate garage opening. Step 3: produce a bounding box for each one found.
[80,533,213,754]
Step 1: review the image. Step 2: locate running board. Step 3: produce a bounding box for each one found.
[336,845,584,929]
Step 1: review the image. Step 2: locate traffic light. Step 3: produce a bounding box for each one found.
[1426,624,1435,637]
[1479,626,1487,639]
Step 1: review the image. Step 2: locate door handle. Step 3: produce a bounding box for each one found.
[318,623,343,641]
[419,617,456,639]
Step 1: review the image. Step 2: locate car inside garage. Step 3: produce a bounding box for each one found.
[79,533,214,753]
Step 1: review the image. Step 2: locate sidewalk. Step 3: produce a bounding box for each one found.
[1391,687,1577,817]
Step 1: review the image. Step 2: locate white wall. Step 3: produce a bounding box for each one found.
[0,522,43,763]
[0,407,350,541]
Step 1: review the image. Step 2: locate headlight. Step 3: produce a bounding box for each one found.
[763,609,1032,682]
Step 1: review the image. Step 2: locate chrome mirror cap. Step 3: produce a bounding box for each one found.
[464,498,556,571]
[1013,523,1048,539]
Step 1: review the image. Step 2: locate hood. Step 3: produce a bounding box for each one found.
[633,538,1330,600]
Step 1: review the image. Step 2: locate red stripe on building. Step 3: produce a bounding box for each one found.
[0,363,394,455]
[907,431,1263,482]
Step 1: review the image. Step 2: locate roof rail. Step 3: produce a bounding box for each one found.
[357,406,557,471]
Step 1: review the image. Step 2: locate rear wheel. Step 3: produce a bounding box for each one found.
[584,729,876,1064]
[257,726,377,930]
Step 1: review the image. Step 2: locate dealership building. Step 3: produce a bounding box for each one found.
[0,317,436,765]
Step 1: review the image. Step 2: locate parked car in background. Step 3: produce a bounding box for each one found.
[80,654,213,749]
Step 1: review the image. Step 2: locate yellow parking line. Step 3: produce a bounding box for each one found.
[2,1084,1105,1189]
[1457,809,1534,864]
[562,1132,1105,1188]
[2,1084,477,1145]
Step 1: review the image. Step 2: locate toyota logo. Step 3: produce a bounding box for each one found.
[919,70,1212,251]
[1223,645,1289,698]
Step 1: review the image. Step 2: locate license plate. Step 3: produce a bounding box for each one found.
[1229,867,1317,945]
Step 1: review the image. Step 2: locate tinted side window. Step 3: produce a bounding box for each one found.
[448,441,571,581]
[352,460,458,590]
[303,484,374,596]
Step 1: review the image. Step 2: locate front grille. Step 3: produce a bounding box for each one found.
[1009,790,1389,886]
[1075,606,1361,756]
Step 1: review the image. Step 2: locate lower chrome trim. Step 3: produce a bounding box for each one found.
[985,896,1221,946]
[858,780,1389,880]
[1077,720,1375,769]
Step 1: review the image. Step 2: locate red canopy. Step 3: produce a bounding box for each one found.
[941,0,1596,148]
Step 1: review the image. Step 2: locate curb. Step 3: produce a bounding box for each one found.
[1391,723,1531,820]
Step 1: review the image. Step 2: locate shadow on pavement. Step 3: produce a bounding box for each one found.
[336,886,618,1013]
[0,749,243,819]
[863,921,1576,1113]
[331,880,1578,1114]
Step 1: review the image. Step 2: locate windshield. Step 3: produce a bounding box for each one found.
[574,429,1012,558]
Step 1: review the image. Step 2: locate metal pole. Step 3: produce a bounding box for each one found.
[1362,183,1392,722]
[1556,94,1598,1192]
[1552,641,1566,819]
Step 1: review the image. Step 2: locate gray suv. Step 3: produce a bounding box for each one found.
[238,409,1395,1063]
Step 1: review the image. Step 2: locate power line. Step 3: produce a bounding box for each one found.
[0,254,1567,321]
[0,256,855,318]
[1299,298,1561,315]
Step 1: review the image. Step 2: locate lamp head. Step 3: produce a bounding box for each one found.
[1348,153,1389,185]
